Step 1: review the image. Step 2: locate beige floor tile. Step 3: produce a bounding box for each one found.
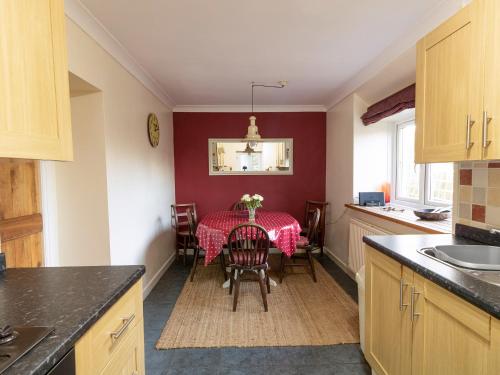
[472,187,486,205]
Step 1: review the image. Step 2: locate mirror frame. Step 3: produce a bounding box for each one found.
[208,138,294,176]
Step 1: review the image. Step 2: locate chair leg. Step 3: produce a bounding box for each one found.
[219,251,228,281]
[258,270,268,312]
[266,271,270,294]
[279,253,286,283]
[183,237,188,266]
[320,245,324,257]
[229,269,234,295]
[307,249,317,282]
[232,271,241,312]
[189,247,199,282]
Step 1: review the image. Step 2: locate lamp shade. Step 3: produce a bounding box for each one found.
[245,115,261,141]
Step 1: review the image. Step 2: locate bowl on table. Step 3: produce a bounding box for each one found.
[413,208,450,221]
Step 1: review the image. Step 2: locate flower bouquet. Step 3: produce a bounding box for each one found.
[240,194,264,222]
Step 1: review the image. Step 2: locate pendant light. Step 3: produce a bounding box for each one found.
[245,80,288,143]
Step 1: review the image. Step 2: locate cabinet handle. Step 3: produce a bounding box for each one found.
[399,278,408,311]
[110,313,135,342]
[410,287,421,322]
[482,111,492,149]
[466,114,475,150]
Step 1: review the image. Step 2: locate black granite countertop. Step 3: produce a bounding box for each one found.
[0,265,145,375]
[363,233,500,319]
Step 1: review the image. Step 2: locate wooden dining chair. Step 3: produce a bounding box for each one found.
[231,201,246,211]
[171,203,198,266]
[302,200,328,256]
[280,208,321,283]
[188,208,228,282]
[227,223,271,312]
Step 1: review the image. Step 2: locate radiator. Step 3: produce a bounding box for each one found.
[348,218,392,274]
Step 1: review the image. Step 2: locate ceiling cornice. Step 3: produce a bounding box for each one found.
[325,0,465,111]
[64,0,176,109]
[173,105,327,113]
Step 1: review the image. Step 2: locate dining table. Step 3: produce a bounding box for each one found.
[196,210,302,267]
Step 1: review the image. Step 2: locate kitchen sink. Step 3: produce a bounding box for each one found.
[418,245,500,286]
[419,245,500,270]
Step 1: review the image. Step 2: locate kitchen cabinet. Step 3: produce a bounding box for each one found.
[365,245,498,375]
[0,0,73,160]
[75,279,145,375]
[483,0,500,159]
[412,273,490,375]
[415,0,484,163]
[365,247,412,375]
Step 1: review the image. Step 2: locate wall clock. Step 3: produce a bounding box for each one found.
[147,113,160,147]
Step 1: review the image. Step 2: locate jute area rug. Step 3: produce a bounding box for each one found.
[156,256,359,349]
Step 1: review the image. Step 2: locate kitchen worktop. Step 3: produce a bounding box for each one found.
[363,227,500,319]
[0,265,145,375]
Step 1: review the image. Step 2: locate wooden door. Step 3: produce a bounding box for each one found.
[412,273,490,375]
[365,245,412,375]
[0,159,43,267]
[0,0,73,160]
[482,0,500,159]
[415,0,485,163]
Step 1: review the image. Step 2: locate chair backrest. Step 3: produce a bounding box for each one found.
[305,208,321,245]
[227,223,270,267]
[231,201,246,211]
[186,208,197,243]
[171,203,197,232]
[304,200,328,228]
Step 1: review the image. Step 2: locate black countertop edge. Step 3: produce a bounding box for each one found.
[363,235,500,319]
[2,265,145,375]
[37,266,146,375]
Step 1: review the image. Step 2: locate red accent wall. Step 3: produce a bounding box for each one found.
[173,112,326,221]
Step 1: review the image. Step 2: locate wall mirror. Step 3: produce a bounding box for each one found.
[209,138,293,175]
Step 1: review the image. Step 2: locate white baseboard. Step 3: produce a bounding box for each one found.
[323,246,356,280]
[142,251,176,299]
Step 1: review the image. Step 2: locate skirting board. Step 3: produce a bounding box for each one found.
[143,250,176,299]
[323,246,356,280]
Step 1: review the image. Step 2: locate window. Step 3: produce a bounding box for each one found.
[393,120,453,206]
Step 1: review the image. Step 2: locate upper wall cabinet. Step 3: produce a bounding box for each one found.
[415,0,485,163]
[0,0,73,160]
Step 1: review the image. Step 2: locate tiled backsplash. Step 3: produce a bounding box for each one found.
[457,161,500,228]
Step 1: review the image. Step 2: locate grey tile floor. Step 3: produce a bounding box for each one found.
[144,255,371,375]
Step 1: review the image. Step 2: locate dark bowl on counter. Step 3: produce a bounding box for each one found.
[413,208,450,221]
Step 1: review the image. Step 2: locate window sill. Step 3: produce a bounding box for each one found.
[345,203,452,234]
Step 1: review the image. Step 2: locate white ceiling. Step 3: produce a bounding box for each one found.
[77,0,452,107]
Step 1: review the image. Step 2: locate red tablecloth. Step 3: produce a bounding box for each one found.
[196,210,302,265]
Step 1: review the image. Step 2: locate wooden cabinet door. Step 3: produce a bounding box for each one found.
[412,273,491,375]
[99,321,145,375]
[365,246,412,375]
[415,0,485,163]
[482,0,500,159]
[0,0,72,160]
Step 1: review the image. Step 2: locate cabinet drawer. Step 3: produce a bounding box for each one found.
[76,279,143,375]
[100,320,145,375]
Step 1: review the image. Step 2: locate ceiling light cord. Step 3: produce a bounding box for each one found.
[251,80,288,114]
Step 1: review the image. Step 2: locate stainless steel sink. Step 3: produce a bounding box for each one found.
[419,245,500,270]
[418,245,500,286]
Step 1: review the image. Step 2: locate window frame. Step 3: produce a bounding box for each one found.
[391,119,452,208]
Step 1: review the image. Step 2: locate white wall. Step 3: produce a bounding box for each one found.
[54,91,111,266]
[325,95,355,264]
[50,18,176,294]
